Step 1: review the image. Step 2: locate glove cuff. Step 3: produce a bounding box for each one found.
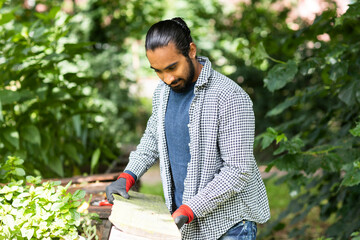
[118,172,135,192]
[172,204,194,224]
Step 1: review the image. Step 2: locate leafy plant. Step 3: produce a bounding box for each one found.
[254,2,360,239]
[0,0,162,177]
[0,156,99,239]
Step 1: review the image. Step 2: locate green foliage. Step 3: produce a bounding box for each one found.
[263,60,298,92]
[139,182,164,200]
[0,156,99,239]
[1,0,359,238]
[0,0,162,177]
[351,231,360,240]
[0,156,25,182]
[0,3,98,177]
[253,2,360,239]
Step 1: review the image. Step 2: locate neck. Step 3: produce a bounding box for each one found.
[192,59,203,83]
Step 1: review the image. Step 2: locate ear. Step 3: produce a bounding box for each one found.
[188,42,197,59]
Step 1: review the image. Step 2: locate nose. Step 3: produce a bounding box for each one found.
[163,72,175,86]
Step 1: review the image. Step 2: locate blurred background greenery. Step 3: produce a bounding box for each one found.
[1,0,359,239]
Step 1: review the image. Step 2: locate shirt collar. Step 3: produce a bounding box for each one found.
[195,56,212,88]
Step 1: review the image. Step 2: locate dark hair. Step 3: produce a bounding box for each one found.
[145,17,193,57]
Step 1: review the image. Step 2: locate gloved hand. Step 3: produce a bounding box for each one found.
[172,204,194,229]
[106,172,135,204]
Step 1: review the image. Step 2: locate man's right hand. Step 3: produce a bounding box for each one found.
[106,173,135,204]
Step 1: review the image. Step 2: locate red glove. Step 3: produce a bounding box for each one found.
[117,172,135,192]
[172,204,194,229]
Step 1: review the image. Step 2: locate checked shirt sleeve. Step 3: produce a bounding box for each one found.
[124,85,161,179]
[187,89,257,218]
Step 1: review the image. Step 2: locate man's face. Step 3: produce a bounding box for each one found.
[146,42,195,93]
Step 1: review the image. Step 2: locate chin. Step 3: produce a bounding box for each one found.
[171,87,185,93]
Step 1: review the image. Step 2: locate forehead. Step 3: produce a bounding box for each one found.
[146,43,184,69]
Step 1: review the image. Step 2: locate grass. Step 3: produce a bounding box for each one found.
[264,176,291,217]
[259,176,336,239]
[139,182,164,200]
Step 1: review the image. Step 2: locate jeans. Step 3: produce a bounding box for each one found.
[218,220,257,240]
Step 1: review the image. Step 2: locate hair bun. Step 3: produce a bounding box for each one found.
[171,17,191,36]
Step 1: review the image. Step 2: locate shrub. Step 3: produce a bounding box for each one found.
[0,156,99,240]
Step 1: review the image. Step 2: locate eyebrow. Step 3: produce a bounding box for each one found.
[150,62,178,71]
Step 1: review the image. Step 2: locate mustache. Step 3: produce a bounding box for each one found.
[169,79,182,87]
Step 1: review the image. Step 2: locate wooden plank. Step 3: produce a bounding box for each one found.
[47,173,119,185]
[109,226,152,240]
[88,205,112,219]
[108,191,181,240]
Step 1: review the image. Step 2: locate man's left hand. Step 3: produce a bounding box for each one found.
[172,204,194,229]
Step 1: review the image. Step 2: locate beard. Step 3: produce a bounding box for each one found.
[170,57,195,93]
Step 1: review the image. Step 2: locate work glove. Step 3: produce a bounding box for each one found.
[106,172,135,204]
[172,204,194,229]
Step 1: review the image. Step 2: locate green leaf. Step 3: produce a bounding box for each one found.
[51,202,64,211]
[91,148,101,174]
[64,144,81,165]
[64,42,94,54]
[299,59,319,76]
[4,215,15,230]
[0,100,3,122]
[72,115,81,138]
[13,157,24,166]
[40,130,51,154]
[264,60,298,92]
[338,81,358,106]
[254,42,270,60]
[48,157,64,177]
[350,122,360,137]
[72,189,86,201]
[276,133,288,144]
[341,2,360,20]
[34,6,60,21]
[329,61,348,82]
[14,168,25,177]
[48,6,61,19]
[20,124,41,145]
[72,201,82,208]
[101,145,118,159]
[0,90,21,105]
[1,128,19,149]
[341,161,360,187]
[0,11,14,25]
[259,127,279,149]
[254,42,285,64]
[273,144,287,155]
[285,137,304,154]
[26,176,41,185]
[266,97,298,117]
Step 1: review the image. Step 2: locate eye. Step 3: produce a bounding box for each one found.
[168,66,176,71]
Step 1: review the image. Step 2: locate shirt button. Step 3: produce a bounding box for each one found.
[187,123,191,128]
[188,143,191,147]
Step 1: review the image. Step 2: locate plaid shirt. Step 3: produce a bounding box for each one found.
[125,56,270,239]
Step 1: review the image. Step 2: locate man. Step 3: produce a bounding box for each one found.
[106,17,270,240]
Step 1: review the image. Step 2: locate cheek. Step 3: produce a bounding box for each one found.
[155,72,163,80]
[175,66,187,78]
